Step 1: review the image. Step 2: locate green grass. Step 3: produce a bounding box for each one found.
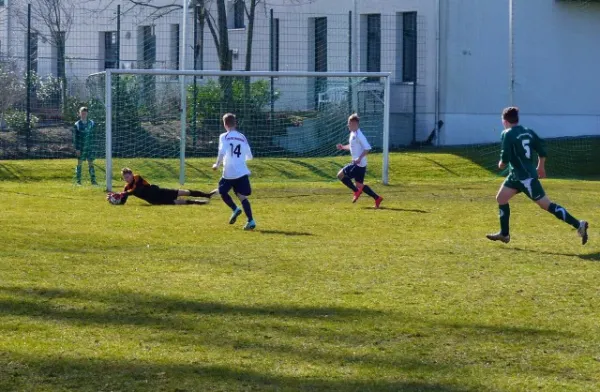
[1,153,600,392]
[0,152,496,183]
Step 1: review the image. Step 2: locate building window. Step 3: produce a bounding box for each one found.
[228,0,245,29]
[402,12,417,83]
[366,14,381,75]
[170,24,180,70]
[52,31,66,79]
[314,17,327,107]
[272,18,280,71]
[234,0,245,29]
[104,31,118,69]
[139,25,156,69]
[28,33,38,73]
[314,17,327,73]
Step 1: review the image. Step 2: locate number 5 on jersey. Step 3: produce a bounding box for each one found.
[522,139,531,159]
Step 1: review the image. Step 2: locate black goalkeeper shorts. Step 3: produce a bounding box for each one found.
[143,186,180,205]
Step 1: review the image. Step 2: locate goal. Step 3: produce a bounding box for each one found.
[86,70,391,191]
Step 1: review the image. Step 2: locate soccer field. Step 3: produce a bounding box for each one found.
[1,153,599,392]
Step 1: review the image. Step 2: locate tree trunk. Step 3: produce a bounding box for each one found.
[56,33,68,119]
[192,4,206,150]
[216,0,233,111]
[243,0,257,119]
[196,5,205,72]
[244,0,256,72]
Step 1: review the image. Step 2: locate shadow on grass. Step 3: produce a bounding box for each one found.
[0,285,574,341]
[439,320,575,338]
[0,163,21,180]
[0,285,580,391]
[0,286,383,328]
[142,160,179,178]
[0,353,478,392]
[0,189,82,200]
[361,206,429,213]
[433,136,600,180]
[91,164,106,175]
[511,247,600,262]
[258,229,314,236]
[288,159,333,180]
[257,193,316,200]
[262,162,300,179]
[578,252,600,261]
[29,243,141,254]
[408,154,461,177]
[255,187,348,200]
[134,203,209,207]
[184,161,213,178]
[443,147,498,177]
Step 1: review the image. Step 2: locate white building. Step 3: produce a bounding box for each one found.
[1,0,599,146]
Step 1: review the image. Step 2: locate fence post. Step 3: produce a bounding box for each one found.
[179,0,189,186]
[116,5,121,67]
[509,0,515,105]
[348,11,353,114]
[192,4,198,152]
[412,22,418,144]
[382,74,391,185]
[105,70,113,191]
[26,3,32,157]
[115,5,121,157]
[198,6,204,76]
[412,81,417,144]
[269,9,275,122]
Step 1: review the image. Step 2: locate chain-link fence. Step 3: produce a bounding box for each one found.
[0,1,426,159]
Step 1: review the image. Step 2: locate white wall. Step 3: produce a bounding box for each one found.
[512,0,600,140]
[440,0,600,145]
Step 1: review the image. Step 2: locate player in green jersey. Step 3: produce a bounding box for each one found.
[73,106,97,185]
[486,107,589,245]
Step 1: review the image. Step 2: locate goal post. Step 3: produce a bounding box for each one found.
[90,69,391,191]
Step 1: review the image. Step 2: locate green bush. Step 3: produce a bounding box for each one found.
[187,78,273,126]
[186,78,279,155]
[4,110,39,135]
[33,73,62,109]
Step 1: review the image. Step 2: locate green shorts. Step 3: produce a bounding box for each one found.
[79,149,95,161]
[503,178,546,201]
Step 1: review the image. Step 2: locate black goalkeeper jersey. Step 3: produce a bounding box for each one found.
[123,175,178,205]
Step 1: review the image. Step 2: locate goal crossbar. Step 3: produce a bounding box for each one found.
[99,69,391,191]
[92,69,392,78]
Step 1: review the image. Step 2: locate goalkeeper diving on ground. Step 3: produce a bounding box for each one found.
[107,168,217,205]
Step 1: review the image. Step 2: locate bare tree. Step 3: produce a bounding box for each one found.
[120,0,271,72]
[240,0,258,116]
[121,0,310,109]
[14,0,75,116]
[214,0,233,106]
[243,0,258,72]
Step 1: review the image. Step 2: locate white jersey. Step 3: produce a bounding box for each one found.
[218,130,253,179]
[349,129,371,167]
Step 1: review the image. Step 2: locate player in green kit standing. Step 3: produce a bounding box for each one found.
[486,107,589,245]
[73,106,97,185]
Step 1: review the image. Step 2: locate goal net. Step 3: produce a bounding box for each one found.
[86,70,391,191]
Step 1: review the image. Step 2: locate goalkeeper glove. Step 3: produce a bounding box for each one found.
[106,192,128,205]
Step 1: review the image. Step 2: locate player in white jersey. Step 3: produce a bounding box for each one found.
[212,113,256,230]
[336,113,383,208]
